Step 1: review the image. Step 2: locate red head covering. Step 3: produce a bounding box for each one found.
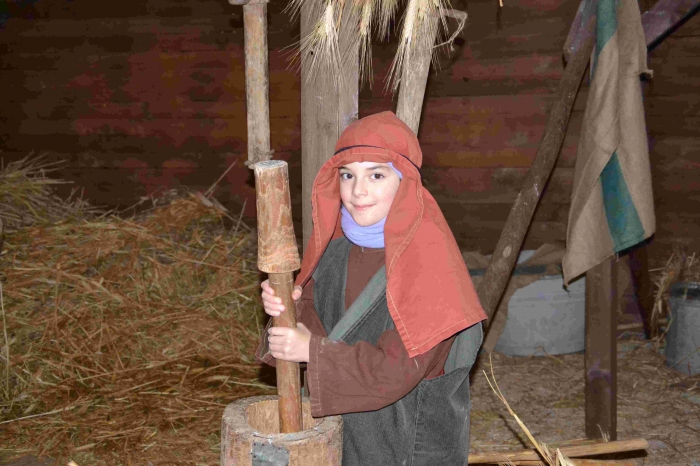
[295,111,486,357]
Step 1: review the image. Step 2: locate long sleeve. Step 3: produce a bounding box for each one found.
[307,330,453,417]
[255,278,327,366]
[258,243,455,418]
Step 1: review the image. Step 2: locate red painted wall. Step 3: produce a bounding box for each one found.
[1,0,698,266]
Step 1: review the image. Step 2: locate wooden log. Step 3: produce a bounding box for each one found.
[564,0,700,61]
[468,438,649,464]
[395,14,440,134]
[243,1,270,165]
[229,0,273,166]
[396,10,466,134]
[253,160,302,433]
[642,0,700,49]
[513,460,639,466]
[300,0,358,247]
[585,256,618,440]
[563,0,598,64]
[476,18,596,325]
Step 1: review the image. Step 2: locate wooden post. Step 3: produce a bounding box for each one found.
[230,0,273,166]
[254,160,303,433]
[395,15,440,134]
[627,244,654,338]
[476,18,596,324]
[300,2,359,247]
[395,11,466,134]
[584,256,618,440]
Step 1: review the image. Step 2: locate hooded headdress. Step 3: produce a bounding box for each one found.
[296,111,486,358]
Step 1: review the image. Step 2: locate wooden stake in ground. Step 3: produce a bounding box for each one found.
[254,160,303,433]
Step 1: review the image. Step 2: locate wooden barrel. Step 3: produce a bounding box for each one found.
[221,396,343,465]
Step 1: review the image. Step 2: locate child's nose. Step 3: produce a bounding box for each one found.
[352,180,368,197]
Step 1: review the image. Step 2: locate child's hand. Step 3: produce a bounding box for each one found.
[268,323,311,363]
[261,279,302,317]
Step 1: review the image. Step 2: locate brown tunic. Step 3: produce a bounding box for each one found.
[258,243,454,418]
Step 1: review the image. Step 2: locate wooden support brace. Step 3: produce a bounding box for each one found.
[564,0,700,62]
[585,256,618,441]
[476,13,595,326]
[642,0,700,49]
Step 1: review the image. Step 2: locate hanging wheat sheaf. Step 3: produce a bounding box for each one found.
[287,0,462,90]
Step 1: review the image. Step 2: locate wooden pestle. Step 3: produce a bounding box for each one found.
[253,160,303,433]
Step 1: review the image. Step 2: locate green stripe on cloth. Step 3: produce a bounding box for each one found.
[594,0,619,70]
[601,151,645,251]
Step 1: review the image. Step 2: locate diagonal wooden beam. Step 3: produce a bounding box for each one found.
[643,0,700,49]
[564,0,700,62]
[476,9,596,328]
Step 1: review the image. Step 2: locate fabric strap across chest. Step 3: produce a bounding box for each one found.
[312,238,394,345]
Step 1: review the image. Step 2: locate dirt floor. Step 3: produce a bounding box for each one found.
[469,332,700,466]
[2,332,698,465]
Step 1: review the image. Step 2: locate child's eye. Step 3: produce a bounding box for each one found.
[340,172,352,180]
[370,173,385,180]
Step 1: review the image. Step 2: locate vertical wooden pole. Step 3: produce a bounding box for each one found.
[585,256,618,440]
[300,2,359,247]
[254,161,303,433]
[395,14,440,134]
[628,244,654,339]
[236,0,272,165]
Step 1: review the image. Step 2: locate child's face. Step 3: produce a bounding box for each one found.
[339,161,401,227]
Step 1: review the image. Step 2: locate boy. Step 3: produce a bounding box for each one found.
[258,111,486,466]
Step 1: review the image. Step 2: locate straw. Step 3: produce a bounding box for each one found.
[0,160,271,464]
[484,355,578,466]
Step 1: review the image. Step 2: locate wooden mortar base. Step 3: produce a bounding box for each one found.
[221,395,342,466]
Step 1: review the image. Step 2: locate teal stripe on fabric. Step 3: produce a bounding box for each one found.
[601,152,645,252]
[593,0,619,71]
[327,265,387,341]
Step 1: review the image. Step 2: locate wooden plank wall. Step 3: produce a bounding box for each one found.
[1,0,698,268]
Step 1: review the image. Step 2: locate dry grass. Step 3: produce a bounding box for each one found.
[291,0,457,90]
[484,360,578,466]
[650,247,700,341]
[471,343,700,466]
[0,160,272,465]
[0,155,99,232]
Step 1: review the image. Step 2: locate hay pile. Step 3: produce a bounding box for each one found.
[0,159,271,465]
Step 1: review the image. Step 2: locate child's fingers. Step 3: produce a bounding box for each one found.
[291,286,302,301]
[262,292,284,307]
[260,279,274,295]
[261,282,283,302]
[268,327,292,337]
